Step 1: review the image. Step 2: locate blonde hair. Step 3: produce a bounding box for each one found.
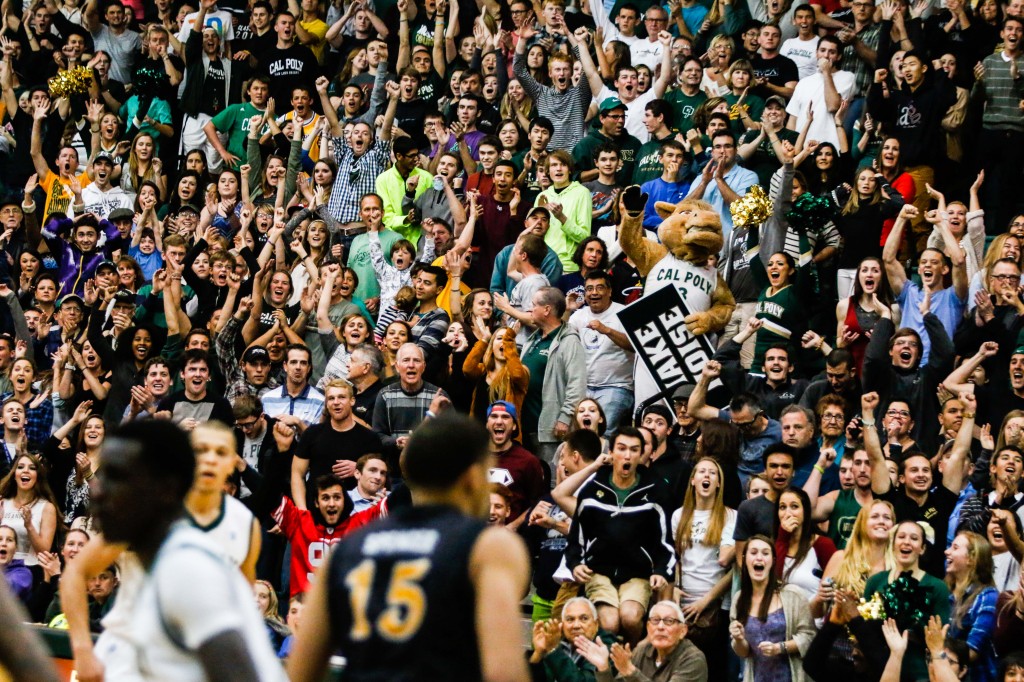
[833,500,896,595]
[323,377,355,399]
[254,580,284,623]
[946,531,995,629]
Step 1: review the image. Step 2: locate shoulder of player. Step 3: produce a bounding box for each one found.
[467,526,529,580]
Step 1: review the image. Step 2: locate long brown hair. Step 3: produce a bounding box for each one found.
[735,535,781,624]
[0,453,61,510]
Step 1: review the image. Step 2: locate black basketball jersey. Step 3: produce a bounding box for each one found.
[326,504,487,682]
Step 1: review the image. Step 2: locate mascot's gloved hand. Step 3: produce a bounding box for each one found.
[622,185,648,217]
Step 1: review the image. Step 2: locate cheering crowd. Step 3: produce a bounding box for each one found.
[1,0,1024,677]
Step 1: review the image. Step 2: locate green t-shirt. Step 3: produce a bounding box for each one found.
[521,330,556,437]
[724,92,765,136]
[347,229,402,303]
[739,127,799,187]
[210,102,268,169]
[664,89,707,134]
[864,571,950,682]
[610,478,639,505]
[633,135,674,185]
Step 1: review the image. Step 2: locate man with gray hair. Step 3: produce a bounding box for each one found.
[371,343,449,456]
[347,343,384,426]
[589,600,708,681]
[779,404,828,489]
[529,597,617,680]
[521,287,587,472]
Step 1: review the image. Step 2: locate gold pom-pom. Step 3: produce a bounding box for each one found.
[857,592,886,621]
[729,184,772,228]
[48,66,94,98]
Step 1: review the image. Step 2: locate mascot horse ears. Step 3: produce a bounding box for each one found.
[654,202,679,220]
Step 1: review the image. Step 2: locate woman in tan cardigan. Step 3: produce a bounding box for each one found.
[730,535,817,682]
[463,319,530,422]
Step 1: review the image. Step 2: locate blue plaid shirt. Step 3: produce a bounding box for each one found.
[327,136,393,223]
[0,391,54,452]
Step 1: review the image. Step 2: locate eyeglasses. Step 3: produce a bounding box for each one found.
[510,8,528,14]
[645,16,668,22]
[821,414,844,422]
[584,284,609,292]
[648,617,682,626]
[603,113,625,120]
[992,274,1021,282]
[886,409,911,418]
[236,419,260,429]
[733,412,763,429]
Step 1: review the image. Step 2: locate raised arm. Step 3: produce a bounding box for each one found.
[29,103,52,180]
[652,31,674,98]
[379,80,401,142]
[396,0,412,70]
[941,391,976,493]
[861,391,891,495]
[924,206,968,300]
[944,342,997,394]
[565,25,605,98]
[687,359,724,421]
[882,204,916,295]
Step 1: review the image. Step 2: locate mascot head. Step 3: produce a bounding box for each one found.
[653,199,723,266]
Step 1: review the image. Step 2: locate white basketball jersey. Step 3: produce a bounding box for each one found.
[188,495,253,568]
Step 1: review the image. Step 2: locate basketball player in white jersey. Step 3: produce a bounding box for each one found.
[63,423,264,681]
[186,422,261,581]
[69,420,285,682]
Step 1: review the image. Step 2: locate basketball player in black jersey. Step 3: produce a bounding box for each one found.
[287,412,531,682]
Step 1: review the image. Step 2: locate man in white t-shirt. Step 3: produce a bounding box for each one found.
[495,233,551,346]
[581,31,674,142]
[568,270,635,430]
[90,420,285,682]
[780,4,820,78]
[177,2,236,48]
[588,0,640,47]
[785,35,855,149]
[629,5,670,69]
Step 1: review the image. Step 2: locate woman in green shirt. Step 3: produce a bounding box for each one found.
[863,520,951,682]
[723,60,764,138]
[747,207,814,372]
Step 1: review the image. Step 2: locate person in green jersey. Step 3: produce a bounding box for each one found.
[664,57,707,135]
[746,180,815,371]
[632,99,677,185]
[203,75,270,171]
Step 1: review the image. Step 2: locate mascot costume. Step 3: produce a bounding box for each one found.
[618,186,736,412]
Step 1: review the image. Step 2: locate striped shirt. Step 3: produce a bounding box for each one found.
[327,136,393,223]
[371,381,447,449]
[978,52,1024,131]
[513,50,593,151]
[261,384,325,427]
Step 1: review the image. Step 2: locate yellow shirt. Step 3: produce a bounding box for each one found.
[300,17,328,63]
[40,170,90,218]
[431,255,470,318]
[281,111,324,162]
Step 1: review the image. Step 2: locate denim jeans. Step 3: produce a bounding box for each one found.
[588,385,635,430]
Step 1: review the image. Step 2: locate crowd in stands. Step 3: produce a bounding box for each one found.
[3,0,1024,677]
